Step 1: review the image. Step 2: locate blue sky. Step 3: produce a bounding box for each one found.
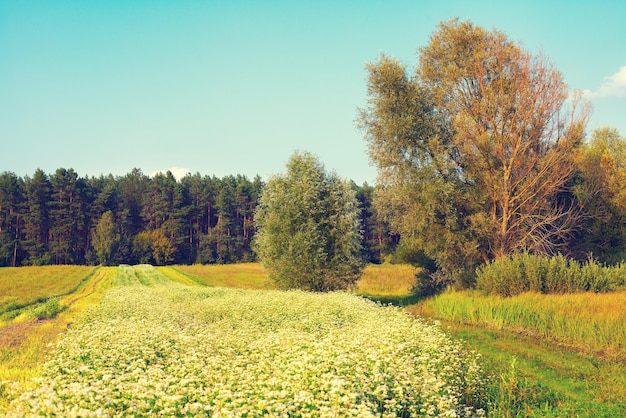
[2,0,625,184]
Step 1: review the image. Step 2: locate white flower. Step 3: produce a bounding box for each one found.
[5,267,485,417]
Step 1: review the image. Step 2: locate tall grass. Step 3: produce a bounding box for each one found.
[436,321,626,417]
[423,290,626,360]
[354,263,419,297]
[476,253,626,296]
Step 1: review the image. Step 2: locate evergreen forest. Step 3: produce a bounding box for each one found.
[0,168,394,267]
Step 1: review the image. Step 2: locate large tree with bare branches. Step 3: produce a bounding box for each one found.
[358,19,589,281]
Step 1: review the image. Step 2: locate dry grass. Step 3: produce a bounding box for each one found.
[354,264,419,297]
[171,263,420,297]
[170,263,274,290]
[0,266,95,312]
[421,290,626,361]
[0,266,116,401]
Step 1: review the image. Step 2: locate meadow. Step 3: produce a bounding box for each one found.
[2,263,625,416]
[3,265,484,416]
[419,290,626,360]
[412,290,626,416]
[0,266,115,390]
[353,263,420,305]
[164,263,274,289]
[0,266,96,324]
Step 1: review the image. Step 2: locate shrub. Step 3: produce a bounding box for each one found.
[476,253,626,296]
[32,298,67,320]
[412,269,453,297]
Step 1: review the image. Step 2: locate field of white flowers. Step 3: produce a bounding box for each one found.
[5,265,485,417]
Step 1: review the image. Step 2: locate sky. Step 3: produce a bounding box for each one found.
[1,0,625,184]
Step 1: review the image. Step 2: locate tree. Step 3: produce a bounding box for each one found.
[358,19,589,282]
[48,168,92,264]
[574,127,626,262]
[353,182,397,263]
[92,211,118,265]
[253,152,364,291]
[0,172,25,266]
[133,229,176,265]
[23,169,52,265]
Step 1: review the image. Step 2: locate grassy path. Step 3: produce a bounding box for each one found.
[0,267,116,401]
[407,303,626,417]
[0,266,96,324]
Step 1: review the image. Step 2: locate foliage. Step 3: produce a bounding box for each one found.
[133,229,176,266]
[0,168,393,267]
[4,265,486,416]
[476,252,626,296]
[91,211,119,266]
[31,298,67,320]
[358,19,589,283]
[412,269,454,298]
[254,152,365,291]
[574,127,626,262]
[0,172,24,267]
[353,182,398,263]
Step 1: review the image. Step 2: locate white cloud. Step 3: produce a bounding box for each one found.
[584,66,626,98]
[150,166,190,180]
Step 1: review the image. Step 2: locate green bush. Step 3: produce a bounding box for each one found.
[476,253,626,296]
[32,298,67,320]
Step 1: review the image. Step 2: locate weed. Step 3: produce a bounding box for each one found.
[31,298,67,320]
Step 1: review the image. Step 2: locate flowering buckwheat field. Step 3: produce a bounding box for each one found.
[5,265,485,417]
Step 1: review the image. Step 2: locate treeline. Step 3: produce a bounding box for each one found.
[0,168,395,267]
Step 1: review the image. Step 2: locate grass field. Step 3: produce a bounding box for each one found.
[0,265,96,323]
[437,321,626,417]
[2,263,625,416]
[0,266,116,398]
[419,290,626,361]
[411,290,626,416]
[354,263,421,305]
[168,263,274,289]
[3,265,484,416]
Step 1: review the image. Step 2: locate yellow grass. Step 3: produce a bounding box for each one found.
[354,263,419,297]
[421,289,626,361]
[0,266,116,397]
[157,266,201,286]
[170,263,275,290]
[0,265,95,311]
[169,263,420,296]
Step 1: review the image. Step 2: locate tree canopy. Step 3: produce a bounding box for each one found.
[253,152,365,291]
[358,19,590,283]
